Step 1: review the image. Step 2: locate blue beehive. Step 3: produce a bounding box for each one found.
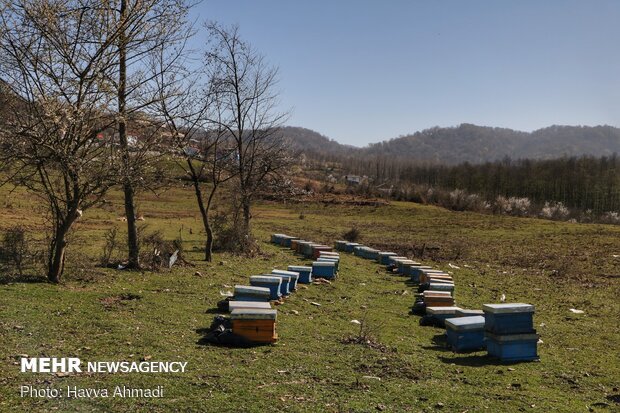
[272,270,299,291]
[233,285,271,302]
[344,242,360,253]
[425,306,461,327]
[268,273,292,296]
[377,252,397,265]
[353,245,366,257]
[397,260,419,275]
[483,303,535,335]
[317,257,339,272]
[445,316,486,352]
[287,265,312,284]
[485,332,539,362]
[249,276,282,300]
[365,248,379,260]
[334,240,348,251]
[312,261,336,279]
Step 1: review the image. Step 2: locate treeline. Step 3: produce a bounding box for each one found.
[341,155,620,216]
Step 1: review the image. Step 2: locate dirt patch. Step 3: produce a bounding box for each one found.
[100,293,141,309]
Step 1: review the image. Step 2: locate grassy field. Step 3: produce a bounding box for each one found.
[0,185,619,412]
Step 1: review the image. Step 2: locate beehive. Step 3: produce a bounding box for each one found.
[334,240,348,251]
[377,252,397,265]
[483,303,535,335]
[364,248,380,260]
[397,259,419,275]
[410,265,434,282]
[296,241,312,254]
[317,257,339,272]
[268,273,291,296]
[318,251,340,259]
[233,285,271,302]
[290,239,303,251]
[445,316,486,352]
[272,270,300,291]
[344,242,360,253]
[231,309,278,343]
[249,276,282,300]
[287,265,312,284]
[228,301,272,311]
[422,290,455,307]
[425,282,455,295]
[426,306,461,327]
[485,332,539,362]
[311,245,333,259]
[301,242,317,257]
[352,245,366,257]
[312,261,336,279]
[282,236,299,248]
[271,234,286,244]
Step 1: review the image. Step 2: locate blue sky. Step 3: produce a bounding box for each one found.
[191,1,620,147]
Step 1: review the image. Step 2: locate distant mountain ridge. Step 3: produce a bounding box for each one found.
[282,124,620,164]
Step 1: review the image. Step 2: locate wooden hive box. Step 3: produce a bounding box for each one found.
[228,301,272,312]
[445,316,486,352]
[290,239,304,251]
[424,282,455,295]
[344,242,360,253]
[426,306,461,326]
[312,261,336,279]
[272,270,300,291]
[334,240,348,251]
[233,285,271,302]
[410,265,433,282]
[296,241,312,254]
[352,245,366,257]
[483,303,535,335]
[397,260,418,275]
[424,296,455,307]
[316,257,339,272]
[287,265,312,284]
[249,276,282,300]
[377,252,397,265]
[231,309,278,344]
[267,273,291,296]
[365,248,380,260]
[485,331,539,362]
[312,245,333,259]
[281,236,299,248]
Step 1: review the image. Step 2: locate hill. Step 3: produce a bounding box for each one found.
[284,123,620,164]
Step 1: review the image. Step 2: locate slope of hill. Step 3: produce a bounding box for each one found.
[285,123,620,164]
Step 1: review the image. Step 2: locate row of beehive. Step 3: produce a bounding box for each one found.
[222,234,341,344]
[334,239,539,362]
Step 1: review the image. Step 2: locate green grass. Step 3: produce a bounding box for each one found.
[0,186,619,412]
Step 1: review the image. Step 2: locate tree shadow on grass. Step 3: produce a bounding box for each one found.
[0,274,48,285]
[439,354,531,367]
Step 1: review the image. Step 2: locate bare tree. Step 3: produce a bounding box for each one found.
[112,0,192,268]
[205,23,291,249]
[0,0,122,282]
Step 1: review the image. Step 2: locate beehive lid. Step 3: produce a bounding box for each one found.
[287,265,312,272]
[426,306,461,315]
[400,260,417,265]
[228,301,272,311]
[445,315,485,331]
[319,252,340,257]
[272,269,299,279]
[414,265,433,270]
[345,242,360,247]
[423,290,452,297]
[234,285,270,296]
[456,308,484,316]
[317,257,339,263]
[269,273,292,281]
[485,332,539,342]
[230,308,277,320]
[379,252,397,256]
[312,261,335,267]
[250,275,282,284]
[483,303,535,314]
[427,278,453,284]
[421,268,445,274]
[428,283,454,290]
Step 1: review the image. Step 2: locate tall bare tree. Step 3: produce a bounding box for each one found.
[0,0,123,282]
[112,0,192,268]
[205,23,290,249]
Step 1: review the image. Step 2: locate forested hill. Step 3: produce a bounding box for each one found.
[282,124,620,164]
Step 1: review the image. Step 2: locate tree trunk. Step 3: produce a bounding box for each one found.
[242,197,251,234]
[118,0,139,268]
[187,159,214,262]
[47,218,75,283]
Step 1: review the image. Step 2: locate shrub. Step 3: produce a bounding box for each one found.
[540,201,570,220]
[0,226,35,277]
[342,227,361,242]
